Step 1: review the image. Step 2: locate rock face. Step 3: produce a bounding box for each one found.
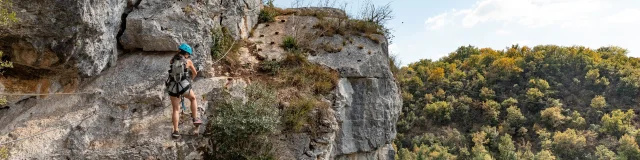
[0,4,401,160]
[0,0,127,77]
[0,53,230,159]
[310,30,401,160]
[249,14,401,159]
[119,0,260,75]
[0,0,261,77]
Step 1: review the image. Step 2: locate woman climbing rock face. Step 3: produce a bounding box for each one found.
[165,43,202,138]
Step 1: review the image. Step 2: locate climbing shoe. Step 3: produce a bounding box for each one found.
[172,130,180,138]
[193,118,203,125]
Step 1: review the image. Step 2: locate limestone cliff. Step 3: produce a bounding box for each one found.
[0,1,401,159]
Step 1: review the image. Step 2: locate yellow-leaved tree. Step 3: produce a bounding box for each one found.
[0,0,17,106]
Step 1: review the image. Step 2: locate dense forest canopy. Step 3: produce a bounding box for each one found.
[394,45,640,159]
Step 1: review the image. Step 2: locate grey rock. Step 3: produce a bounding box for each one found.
[248,12,401,159]
[1,0,128,77]
[308,30,401,159]
[309,34,393,78]
[335,144,396,160]
[0,6,400,160]
[119,0,261,77]
[0,52,233,159]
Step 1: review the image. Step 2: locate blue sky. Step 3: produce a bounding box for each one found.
[274,0,640,66]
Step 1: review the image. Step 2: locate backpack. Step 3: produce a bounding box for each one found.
[169,55,189,82]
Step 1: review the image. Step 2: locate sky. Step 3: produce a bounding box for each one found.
[273,0,640,66]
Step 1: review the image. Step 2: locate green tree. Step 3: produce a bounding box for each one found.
[480,87,495,100]
[396,45,640,159]
[595,145,616,160]
[529,79,550,90]
[567,111,586,129]
[424,101,453,123]
[435,88,446,99]
[517,145,535,160]
[482,100,501,123]
[505,106,526,126]
[501,98,518,107]
[590,95,607,110]
[536,129,552,150]
[540,106,566,128]
[586,69,610,86]
[471,131,493,160]
[424,93,434,103]
[526,88,544,101]
[490,57,523,77]
[396,148,416,160]
[534,150,556,160]
[551,129,587,158]
[497,134,517,160]
[618,134,640,160]
[585,69,600,81]
[600,109,635,136]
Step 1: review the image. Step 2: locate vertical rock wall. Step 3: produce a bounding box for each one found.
[0,3,401,160]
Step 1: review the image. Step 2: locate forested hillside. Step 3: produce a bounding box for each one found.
[394,45,640,159]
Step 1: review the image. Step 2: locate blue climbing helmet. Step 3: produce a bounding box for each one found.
[178,43,193,55]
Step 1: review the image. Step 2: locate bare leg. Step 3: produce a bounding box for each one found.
[185,90,198,119]
[170,96,181,132]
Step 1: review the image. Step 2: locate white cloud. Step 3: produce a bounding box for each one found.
[425,12,449,30]
[607,9,640,24]
[426,0,606,29]
[463,0,603,28]
[496,29,511,35]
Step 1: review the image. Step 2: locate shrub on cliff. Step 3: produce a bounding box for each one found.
[0,50,12,106]
[205,83,280,160]
[258,0,277,23]
[283,97,316,132]
[281,36,298,51]
[0,0,18,25]
[0,0,16,106]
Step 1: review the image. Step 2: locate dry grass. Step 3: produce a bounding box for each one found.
[283,97,317,132]
[365,34,381,44]
[281,64,338,95]
[313,19,347,36]
[281,51,308,67]
[321,43,343,53]
[312,18,384,39]
[183,6,194,15]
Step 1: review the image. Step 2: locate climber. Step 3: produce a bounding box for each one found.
[166,43,202,138]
